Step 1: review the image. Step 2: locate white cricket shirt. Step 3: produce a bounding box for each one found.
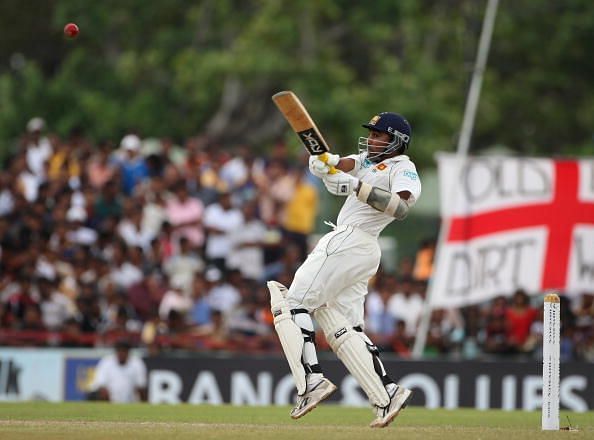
[91,353,147,403]
[336,154,422,237]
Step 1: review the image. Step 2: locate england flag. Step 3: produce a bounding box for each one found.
[429,154,594,308]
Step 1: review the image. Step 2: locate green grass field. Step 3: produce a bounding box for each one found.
[0,403,591,439]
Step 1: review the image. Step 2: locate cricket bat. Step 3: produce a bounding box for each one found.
[272,91,337,174]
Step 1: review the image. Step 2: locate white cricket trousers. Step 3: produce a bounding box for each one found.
[286,224,381,327]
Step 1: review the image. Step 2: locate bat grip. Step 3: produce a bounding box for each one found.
[319,152,338,174]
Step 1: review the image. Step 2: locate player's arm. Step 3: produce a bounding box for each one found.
[357,182,412,220]
[322,172,412,220]
[336,157,355,172]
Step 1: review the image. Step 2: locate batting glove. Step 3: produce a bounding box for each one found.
[323,171,360,196]
[309,153,340,178]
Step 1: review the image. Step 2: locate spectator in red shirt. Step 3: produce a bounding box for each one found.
[506,289,538,351]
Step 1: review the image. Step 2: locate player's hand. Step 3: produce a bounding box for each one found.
[309,154,338,178]
[322,171,359,196]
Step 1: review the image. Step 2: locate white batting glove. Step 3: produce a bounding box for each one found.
[323,171,359,196]
[308,155,330,178]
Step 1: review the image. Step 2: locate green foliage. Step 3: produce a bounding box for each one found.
[0,0,592,163]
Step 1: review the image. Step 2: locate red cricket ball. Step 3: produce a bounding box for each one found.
[64,23,79,39]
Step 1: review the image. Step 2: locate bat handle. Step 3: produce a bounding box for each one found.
[319,152,338,174]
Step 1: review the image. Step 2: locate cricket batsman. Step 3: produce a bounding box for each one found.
[268,112,421,428]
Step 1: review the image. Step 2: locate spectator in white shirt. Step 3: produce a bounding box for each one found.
[203,191,243,271]
[387,277,424,337]
[163,237,204,294]
[158,274,193,320]
[205,267,241,314]
[226,201,267,281]
[117,206,155,253]
[109,242,143,289]
[24,117,53,178]
[90,339,147,402]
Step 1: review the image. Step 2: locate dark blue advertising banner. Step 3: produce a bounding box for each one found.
[144,355,593,411]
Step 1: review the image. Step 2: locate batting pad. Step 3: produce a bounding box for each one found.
[268,281,307,395]
[314,306,389,407]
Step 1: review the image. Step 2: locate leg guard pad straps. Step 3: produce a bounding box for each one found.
[268,281,307,395]
[314,306,389,407]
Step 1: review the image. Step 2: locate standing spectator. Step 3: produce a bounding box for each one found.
[0,173,15,217]
[203,191,243,271]
[365,280,396,345]
[15,155,42,202]
[108,242,143,289]
[387,276,424,337]
[117,134,149,196]
[255,159,295,226]
[281,169,319,262]
[219,146,250,190]
[163,237,204,294]
[38,275,75,331]
[226,201,267,281]
[158,275,193,320]
[117,206,155,253]
[189,273,211,326]
[506,289,538,352]
[86,142,117,189]
[413,239,436,281]
[165,180,205,248]
[89,339,147,402]
[127,272,166,322]
[47,136,81,186]
[141,177,169,239]
[24,117,52,178]
[205,267,240,314]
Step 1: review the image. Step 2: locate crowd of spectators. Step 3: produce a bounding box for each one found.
[0,118,592,361]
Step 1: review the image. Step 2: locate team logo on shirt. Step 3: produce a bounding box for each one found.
[375,163,387,171]
[403,170,418,180]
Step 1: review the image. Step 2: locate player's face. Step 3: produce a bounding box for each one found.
[367,130,392,155]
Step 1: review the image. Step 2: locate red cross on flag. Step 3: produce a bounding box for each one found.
[429,154,594,308]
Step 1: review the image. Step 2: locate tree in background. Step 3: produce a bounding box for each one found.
[0,0,592,166]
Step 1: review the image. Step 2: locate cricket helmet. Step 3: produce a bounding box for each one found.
[359,112,411,161]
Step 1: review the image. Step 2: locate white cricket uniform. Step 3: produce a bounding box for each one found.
[91,353,147,403]
[287,153,421,327]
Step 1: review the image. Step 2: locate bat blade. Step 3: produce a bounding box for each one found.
[272,91,331,156]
